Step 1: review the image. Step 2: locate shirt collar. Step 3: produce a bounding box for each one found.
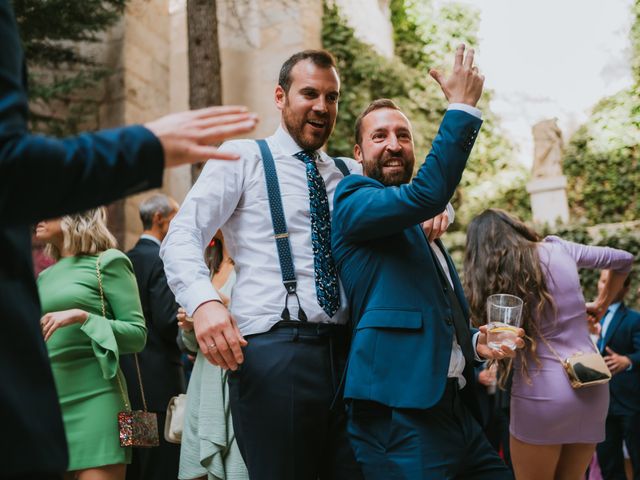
[271,125,329,162]
[140,233,162,247]
[607,301,622,317]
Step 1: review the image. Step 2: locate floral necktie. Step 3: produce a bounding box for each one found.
[294,151,340,317]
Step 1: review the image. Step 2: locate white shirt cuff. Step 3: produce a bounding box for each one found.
[181,278,222,317]
[472,331,483,362]
[448,103,482,119]
[445,202,455,225]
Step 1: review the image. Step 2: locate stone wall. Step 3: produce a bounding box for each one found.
[101,0,394,249]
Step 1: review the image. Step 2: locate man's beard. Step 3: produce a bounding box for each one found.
[282,103,332,151]
[364,152,414,186]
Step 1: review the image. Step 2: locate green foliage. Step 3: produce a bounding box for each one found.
[563,0,640,225]
[563,90,640,223]
[13,0,126,135]
[322,0,530,230]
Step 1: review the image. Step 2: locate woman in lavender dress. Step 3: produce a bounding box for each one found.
[464,209,633,480]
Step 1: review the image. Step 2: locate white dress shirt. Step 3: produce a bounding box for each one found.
[161,126,359,336]
[161,104,480,339]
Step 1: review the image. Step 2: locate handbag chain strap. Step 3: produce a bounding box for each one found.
[96,253,149,412]
[536,322,600,366]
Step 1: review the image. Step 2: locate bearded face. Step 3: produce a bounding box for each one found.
[276,59,340,151]
[355,108,416,187]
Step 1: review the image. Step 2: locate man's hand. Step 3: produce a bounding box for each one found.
[429,44,485,107]
[192,300,247,370]
[145,106,259,168]
[41,309,88,341]
[476,325,526,360]
[422,210,450,242]
[604,346,632,375]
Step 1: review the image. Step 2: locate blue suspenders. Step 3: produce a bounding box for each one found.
[255,139,349,322]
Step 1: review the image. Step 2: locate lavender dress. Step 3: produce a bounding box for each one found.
[509,236,634,445]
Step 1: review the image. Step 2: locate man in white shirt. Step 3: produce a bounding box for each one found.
[161,50,449,480]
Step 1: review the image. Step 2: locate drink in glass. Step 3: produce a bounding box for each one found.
[486,294,523,350]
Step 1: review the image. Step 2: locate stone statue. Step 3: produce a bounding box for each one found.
[532,118,563,178]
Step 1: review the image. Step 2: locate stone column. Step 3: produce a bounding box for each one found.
[526,119,570,225]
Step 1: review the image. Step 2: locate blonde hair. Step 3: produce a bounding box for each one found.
[45,207,117,260]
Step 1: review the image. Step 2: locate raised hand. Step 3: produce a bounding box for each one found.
[145,105,259,168]
[192,300,247,370]
[429,44,485,107]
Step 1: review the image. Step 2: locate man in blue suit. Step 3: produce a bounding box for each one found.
[596,272,640,480]
[332,45,520,479]
[0,2,257,478]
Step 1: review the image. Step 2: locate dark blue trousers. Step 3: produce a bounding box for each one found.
[227,322,363,480]
[597,412,640,480]
[348,380,513,480]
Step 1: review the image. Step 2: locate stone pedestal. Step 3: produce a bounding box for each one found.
[526,175,570,226]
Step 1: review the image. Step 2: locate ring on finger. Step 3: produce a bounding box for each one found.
[207,343,217,351]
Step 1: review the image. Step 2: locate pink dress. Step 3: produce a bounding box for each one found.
[509,236,634,445]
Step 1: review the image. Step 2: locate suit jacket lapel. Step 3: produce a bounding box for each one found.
[602,304,627,350]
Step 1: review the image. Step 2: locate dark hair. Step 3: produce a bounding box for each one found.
[278,49,337,93]
[463,208,556,386]
[354,98,401,146]
[624,274,632,288]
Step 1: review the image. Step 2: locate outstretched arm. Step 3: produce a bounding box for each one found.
[0,2,257,226]
[333,45,484,242]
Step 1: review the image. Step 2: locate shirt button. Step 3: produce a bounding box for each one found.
[446,317,453,326]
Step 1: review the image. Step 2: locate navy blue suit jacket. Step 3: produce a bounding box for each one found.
[600,303,640,415]
[0,1,164,474]
[332,109,482,411]
[123,238,185,413]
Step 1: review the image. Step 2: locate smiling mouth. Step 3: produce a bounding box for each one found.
[383,160,404,168]
[307,120,325,129]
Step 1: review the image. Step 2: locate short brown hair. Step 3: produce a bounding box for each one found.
[354,98,401,146]
[278,50,338,93]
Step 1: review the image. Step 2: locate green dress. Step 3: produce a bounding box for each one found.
[37,249,147,471]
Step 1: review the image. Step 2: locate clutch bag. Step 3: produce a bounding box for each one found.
[562,352,612,389]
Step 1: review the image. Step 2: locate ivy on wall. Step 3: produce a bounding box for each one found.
[322,0,531,229]
[562,0,640,224]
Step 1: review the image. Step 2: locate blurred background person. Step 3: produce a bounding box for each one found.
[36,208,147,480]
[464,208,634,480]
[596,272,640,480]
[122,194,184,480]
[177,231,247,480]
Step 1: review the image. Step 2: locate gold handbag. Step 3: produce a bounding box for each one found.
[96,254,160,448]
[540,333,611,389]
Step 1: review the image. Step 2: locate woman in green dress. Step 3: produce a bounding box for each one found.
[36,208,147,480]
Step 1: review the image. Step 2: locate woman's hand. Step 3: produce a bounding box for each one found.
[41,309,88,341]
[177,307,194,332]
